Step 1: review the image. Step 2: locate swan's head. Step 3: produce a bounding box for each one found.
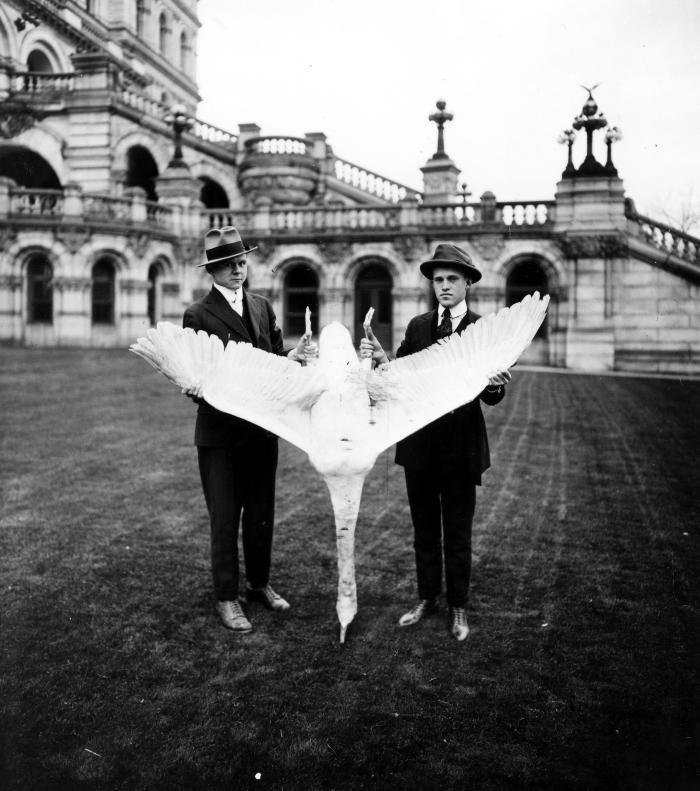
[319,323,359,372]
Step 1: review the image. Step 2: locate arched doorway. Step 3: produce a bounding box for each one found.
[0,145,61,189]
[506,258,550,364]
[354,262,392,351]
[125,146,158,202]
[284,263,319,336]
[26,255,53,323]
[26,50,53,73]
[199,177,229,209]
[92,259,116,324]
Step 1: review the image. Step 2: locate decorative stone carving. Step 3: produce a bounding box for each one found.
[469,234,506,262]
[0,111,37,139]
[0,226,18,252]
[53,277,91,292]
[249,239,276,262]
[175,238,202,266]
[392,235,424,262]
[317,240,352,263]
[120,279,149,292]
[0,274,22,289]
[559,234,628,259]
[162,283,180,295]
[55,226,92,254]
[126,232,151,258]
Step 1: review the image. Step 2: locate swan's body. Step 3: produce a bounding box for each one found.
[131,293,549,641]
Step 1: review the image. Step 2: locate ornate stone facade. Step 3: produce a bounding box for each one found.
[0,3,698,373]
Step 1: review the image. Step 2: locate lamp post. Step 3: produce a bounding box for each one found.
[163,103,193,168]
[428,99,453,160]
[571,86,608,176]
[604,126,623,176]
[557,128,577,178]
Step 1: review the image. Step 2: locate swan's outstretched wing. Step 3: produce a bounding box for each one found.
[366,292,550,452]
[130,322,325,454]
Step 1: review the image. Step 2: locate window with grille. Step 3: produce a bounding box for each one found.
[27,257,53,323]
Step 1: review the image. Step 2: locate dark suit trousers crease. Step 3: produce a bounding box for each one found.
[197,437,278,600]
[404,463,476,608]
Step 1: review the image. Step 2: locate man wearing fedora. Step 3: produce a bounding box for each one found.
[360,243,510,641]
[183,226,316,633]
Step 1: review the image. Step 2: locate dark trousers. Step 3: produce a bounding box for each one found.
[404,465,476,608]
[197,436,278,601]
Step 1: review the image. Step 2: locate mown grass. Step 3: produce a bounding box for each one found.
[1,347,699,791]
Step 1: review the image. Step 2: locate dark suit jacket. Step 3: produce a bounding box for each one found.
[394,307,505,485]
[182,287,286,447]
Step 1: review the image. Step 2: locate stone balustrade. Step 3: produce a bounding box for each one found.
[9,188,64,216]
[83,194,132,222]
[627,211,700,267]
[191,120,237,145]
[244,136,311,155]
[332,157,420,204]
[119,87,168,119]
[10,71,75,94]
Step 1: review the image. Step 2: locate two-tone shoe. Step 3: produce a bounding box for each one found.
[449,606,469,641]
[216,599,253,633]
[398,597,439,627]
[246,584,290,612]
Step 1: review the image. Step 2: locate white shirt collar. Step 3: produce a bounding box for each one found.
[213,282,242,303]
[438,299,467,320]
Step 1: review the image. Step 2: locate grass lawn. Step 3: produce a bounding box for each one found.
[1,346,699,791]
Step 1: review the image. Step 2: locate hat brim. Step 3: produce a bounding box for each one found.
[196,245,258,267]
[420,258,482,283]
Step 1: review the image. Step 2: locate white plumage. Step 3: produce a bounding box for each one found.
[131,292,549,641]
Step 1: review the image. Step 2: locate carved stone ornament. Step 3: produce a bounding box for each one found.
[53,277,91,292]
[392,235,424,262]
[0,226,18,252]
[469,234,506,262]
[176,238,202,266]
[55,226,92,254]
[126,231,151,259]
[0,111,37,139]
[317,240,352,264]
[559,234,628,259]
[0,274,22,289]
[249,239,275,262]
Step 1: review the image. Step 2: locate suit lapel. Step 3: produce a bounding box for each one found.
[243,291,261,345]
[415,311,437,349]
[202,287,252,342]
[454,309,475,335]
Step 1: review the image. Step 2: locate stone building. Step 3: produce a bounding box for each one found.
[1,1,698,373]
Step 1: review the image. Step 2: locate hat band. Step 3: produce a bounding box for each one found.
[205,240,247,262]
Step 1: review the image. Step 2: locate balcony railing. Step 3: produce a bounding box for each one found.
[244,136,311,155]
[9,72,75,95]
[201,200,555,232]
[332,157,421,204]
[9,188,64,216]
[627,211,700,266]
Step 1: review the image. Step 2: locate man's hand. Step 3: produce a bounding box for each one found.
[359,325,389,365]
[487,370,512,389]
[288,332,318,364]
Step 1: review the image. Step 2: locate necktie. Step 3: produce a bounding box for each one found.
[437,307,452,339]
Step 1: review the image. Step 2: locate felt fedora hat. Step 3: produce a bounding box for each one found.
[199,226,258,267]
[419,243,482,283]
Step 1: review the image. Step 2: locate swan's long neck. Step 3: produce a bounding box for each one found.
[323,473,365,643]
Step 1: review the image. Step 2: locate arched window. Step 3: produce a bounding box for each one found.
[159,12,168,54]
[199,177,229,209]
[506,259,549,338]
[354,263,392,350]
[0,145,61,189]
[136,0,146,37]
[147,262,162,325]
[179,31,188,71]
[26,50,53,73]
[27,256,53,324]
[125,145,158,202]
[284,264,319,336]
[92,259,115,324]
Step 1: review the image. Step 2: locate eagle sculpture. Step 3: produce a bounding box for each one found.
[131,293,549,642]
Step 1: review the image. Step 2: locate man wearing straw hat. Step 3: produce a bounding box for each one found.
[360,243,511,642]
[183,226,316,634]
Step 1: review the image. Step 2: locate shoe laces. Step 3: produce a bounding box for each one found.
[451,608,467,626]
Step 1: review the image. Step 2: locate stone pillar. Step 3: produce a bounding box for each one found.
[237,123,261,155]
[119,278,151,342]
[54,277,91,345]
[420,158,461,205]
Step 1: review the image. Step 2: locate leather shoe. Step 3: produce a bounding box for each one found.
[216,599,252,633]
[398,597,438,627]
[449,607,469,641]
[246,584,290,612]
